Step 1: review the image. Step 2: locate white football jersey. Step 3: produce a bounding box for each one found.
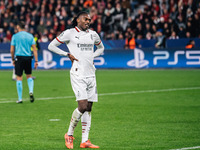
[56,27,102,77]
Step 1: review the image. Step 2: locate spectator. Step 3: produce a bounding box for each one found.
[40,34,48,42]
[6,30,12,42]
[0,0,200,43]
[169,31,179,39]
[0,28,5,42]
[29,21,37,33]
[59,20,66,32]
[121,0,131,19]
[83,0,93,8]
[104,3,115,16]
[178,25,186,38]
[170,6,178,21]
[0,1,5,14]
[3,22,9,33]
[146,32,152,40]
[163,23,170,38]
[161,8,169,22]
[90,6,98,30]
[151,24,157,39]
[186,21,194,37]
[125,32,136,49]
[193,13,200,37]
[143,23,152,37]
[155,29,166,48]
[9,22,15,34]
[186,31,191,38]
[135,22,143,39]
[103,10,114,34]
[185,40,195,49]
[113,3,124,31]
[3,13,11,24]
[118,33,124,40]
[37,20,45,34]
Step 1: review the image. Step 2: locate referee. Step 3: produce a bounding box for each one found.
[10,22,38,103]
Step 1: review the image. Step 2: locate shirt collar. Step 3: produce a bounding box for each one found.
[75,26,89,33]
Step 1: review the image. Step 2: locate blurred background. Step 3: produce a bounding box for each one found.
[0,1,200,150]
[0,0,200,69]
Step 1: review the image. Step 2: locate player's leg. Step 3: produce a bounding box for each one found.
[68,100,88,136]
[25,58,34,103]
[16,75,23,103]
[65,74,88,149]
[67,74,88,136]
[12,68,16,80]
[15,57,23,103]
[65,100,88,149]
[81,102,92,143]
[80,77,99,148]
[80,102,99,148]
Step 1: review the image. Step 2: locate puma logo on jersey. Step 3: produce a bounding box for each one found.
[75,36,80,39]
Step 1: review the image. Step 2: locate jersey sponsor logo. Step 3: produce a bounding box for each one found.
[77,43,93,51]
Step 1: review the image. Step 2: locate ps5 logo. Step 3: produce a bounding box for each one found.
[153,50,200,65]
[127,48,149,68]
[38,50,57,69]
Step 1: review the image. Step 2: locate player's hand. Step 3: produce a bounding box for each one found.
[34,61,38,69]
[68,53,78,64]
[12,60,15,66]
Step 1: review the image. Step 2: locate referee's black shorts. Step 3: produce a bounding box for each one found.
[15,56,33,76]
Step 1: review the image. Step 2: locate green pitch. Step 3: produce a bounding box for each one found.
[0,69,200,150]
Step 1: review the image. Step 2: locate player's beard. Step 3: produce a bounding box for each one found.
[85,24,90,30]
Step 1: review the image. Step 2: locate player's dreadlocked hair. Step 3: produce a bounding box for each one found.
[71,11,89,27]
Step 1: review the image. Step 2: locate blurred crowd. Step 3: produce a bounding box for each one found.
[0,0,200,44]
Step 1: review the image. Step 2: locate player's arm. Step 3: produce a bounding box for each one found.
[93,41,104,58]
[32,44,38,69]
[48,38,78,62]
[93,32,104,58]
[10,45,15,66]
[48,38,69,56]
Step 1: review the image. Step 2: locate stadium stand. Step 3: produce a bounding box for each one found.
[0,0,200,44]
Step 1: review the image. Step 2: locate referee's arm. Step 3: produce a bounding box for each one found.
[32,44,38,69]
[10,45,15,66]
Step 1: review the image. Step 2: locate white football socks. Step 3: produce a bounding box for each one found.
[81,111,91,143]
[67,108,83,136]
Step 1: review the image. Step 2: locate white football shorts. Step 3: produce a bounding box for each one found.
[70,73,98,102]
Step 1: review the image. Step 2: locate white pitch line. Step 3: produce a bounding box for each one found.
[0,87,200,104]
[98,87,200,96]
[169,146,200,150]
[49,119,60,122]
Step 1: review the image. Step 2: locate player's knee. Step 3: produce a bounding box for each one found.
[78,105,88,113]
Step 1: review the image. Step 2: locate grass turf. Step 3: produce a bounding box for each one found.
[0,69,200,150]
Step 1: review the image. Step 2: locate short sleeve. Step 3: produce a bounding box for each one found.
[56,30,70,44]
[31,36,36,45]
[11,35,15,46]
[94,32,101,45]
